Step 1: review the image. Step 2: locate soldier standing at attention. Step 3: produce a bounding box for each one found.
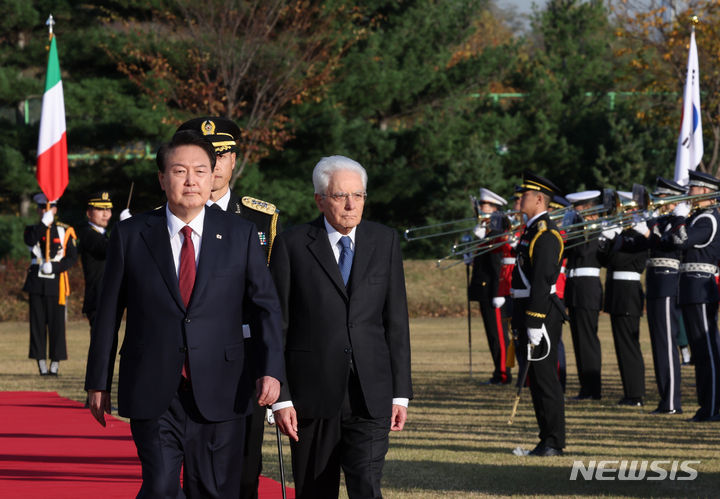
[78,191,113,327]
[175,117,280,499]
[511,172,565,457]
[23,193,78,376]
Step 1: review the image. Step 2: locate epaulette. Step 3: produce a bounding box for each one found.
[242,196,277,215]
[56,221,70,228]
[538,220,547,231]
[529,221,564,264]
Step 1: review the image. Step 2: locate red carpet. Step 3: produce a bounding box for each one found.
[0,391,293,498]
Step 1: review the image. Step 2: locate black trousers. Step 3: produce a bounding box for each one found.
[130,383,246,499]
[28,293,67,361]
[568,307,602,398]
[682,302,720,419]
[610,314,645,399]
[239,398,265,499]
[290,369,391,499]
[513,301,565,450]
[478,298,511,382]
[647,297,682,412]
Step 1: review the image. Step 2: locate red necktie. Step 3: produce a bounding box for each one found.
[178,225,196,307]
[178,226,195,380]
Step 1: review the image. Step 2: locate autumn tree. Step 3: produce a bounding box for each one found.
[106,0,354,186]
[613,0,720,177]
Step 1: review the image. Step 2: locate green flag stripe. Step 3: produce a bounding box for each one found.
[44,36,61,92]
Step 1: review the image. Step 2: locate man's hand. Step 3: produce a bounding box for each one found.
[527,327,543,346]
[41,210,54,227]
[119,208,132,221]
[88,389,111,427]
[492,297,505,309]
[391,404,407,431]
[256,376,281,407]
[274,407,299,442]
[41,262,53,274]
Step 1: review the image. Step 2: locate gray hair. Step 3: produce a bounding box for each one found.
[312,155,368,194]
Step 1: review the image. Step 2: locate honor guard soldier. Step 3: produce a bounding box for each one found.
[564,191,604,400]
[616,178,686,414]
[511,172,566,457]
[23,193,78,376]
[661,170,720,422]
[175,117,280,498]
[598,191,648,407]
[468,188,512,384]
[78,192,113,327]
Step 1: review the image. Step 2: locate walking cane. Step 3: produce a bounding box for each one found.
[267,408,287,499]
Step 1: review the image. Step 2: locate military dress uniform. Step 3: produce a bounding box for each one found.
[662,171,720,422]
[469,188,511,384]
[23,197,78,374]
[563,191,604,400]
[177,116,280,498]
[618,178,686,414]
[599,225,648,406]
[511,174,565,455]
[78,192,113,326]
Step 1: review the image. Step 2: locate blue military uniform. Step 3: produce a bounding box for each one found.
[661,170,720,422]
[618,178,686,414]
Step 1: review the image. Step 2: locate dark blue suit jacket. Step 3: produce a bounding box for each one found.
[84,207,284,422]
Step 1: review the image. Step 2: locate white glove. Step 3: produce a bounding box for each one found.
[473,224,486,240]
[601,226,621,240]
[632,221,648,235]
[119,208,132,221]
[41,262,53,274]
[41,210,54,227]
[673,202,690,218]
[492,297,505,309]
[527,327,543,346]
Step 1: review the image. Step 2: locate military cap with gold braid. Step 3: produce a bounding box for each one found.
[517,171,561,198]
[175,117,241,154]
[87,191,113,209]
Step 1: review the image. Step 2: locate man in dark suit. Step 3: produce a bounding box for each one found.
[270,155,412,498]
[78,191,113,326]
[84,130,285,498]
[176,116,280,498]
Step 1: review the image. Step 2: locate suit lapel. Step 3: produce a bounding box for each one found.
[191,209,222,307]
[348,221,374,296]
[140,210,185,311]
[306,217,348,300]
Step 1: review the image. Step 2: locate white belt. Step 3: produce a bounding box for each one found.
[680,262,718,274]
[568,267,600,278]
[501,258,515,265]
[511,284,556,298]
[647,258,680,270]
[612,271,641,281]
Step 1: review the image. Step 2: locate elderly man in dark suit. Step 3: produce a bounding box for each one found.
[270,155,412,499]
[84,130,284,498]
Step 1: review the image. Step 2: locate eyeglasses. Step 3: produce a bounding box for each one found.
[322,191,367,202]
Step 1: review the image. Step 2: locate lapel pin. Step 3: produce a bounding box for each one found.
[216,234,222,239]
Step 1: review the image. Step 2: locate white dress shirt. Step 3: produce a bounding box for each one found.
[207,188,232,211]
[166,205,205,276]
[88,222,106,234]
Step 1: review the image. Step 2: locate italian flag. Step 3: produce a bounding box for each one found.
[37,34,68,202]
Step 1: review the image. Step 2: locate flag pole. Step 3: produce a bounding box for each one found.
[43,14,55,263]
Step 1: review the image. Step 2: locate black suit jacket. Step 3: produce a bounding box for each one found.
[84,207,285,422]
[270,216,412,419]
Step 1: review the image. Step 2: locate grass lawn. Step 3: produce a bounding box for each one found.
[1,314,718,498]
